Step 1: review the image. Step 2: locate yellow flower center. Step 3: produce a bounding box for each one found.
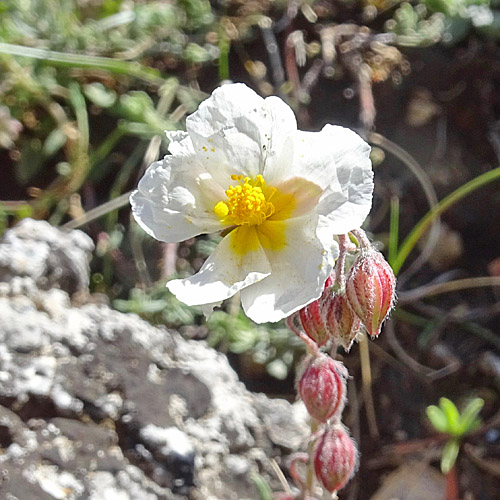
[214,174,276,226]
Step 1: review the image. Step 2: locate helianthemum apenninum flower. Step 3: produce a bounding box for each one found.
[130,83,374,323]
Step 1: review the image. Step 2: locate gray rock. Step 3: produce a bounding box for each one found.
[0,218,94,294]
[0,220,309,499]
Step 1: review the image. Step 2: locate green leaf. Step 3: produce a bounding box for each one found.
[427,405,449,433]
[457,398,484,436]
[441,439,460,474]
[43,128,67,157]
[388,196,399,267]
[439,398,460,436]
[184,43,211,63]
[392,167,500,275]
[83,83,117,108]
[250,473,273,500]
[16,204,32,220]
[119,91,155,123]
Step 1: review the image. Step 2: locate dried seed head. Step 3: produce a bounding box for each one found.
[324,293,361,351]
[313,424,358,493]
[298,354,347,423]
[345,250,396,338]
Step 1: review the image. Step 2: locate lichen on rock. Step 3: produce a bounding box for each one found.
[0,220,309,500]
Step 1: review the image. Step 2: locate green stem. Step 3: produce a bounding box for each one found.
[392,167,500,274]
[0,42,165,86]
[304,419,319,496]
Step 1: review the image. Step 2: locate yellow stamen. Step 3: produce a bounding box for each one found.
[214,201,229,218]
[214,174,276,226]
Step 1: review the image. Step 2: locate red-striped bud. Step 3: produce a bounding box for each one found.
[298,277,333,347]
[345,250,396,338]
[298,354,347,423]
[324,293,361,351]
[313,425,358,493]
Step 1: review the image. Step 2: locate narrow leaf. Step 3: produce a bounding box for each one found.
[388,195,400,266]
[439,398,460,436]
[457,398,484,436]
[250,473,273,500]
[426,405,449,433]
[441,439,460,474]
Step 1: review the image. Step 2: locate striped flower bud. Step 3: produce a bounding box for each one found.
[345,250,396,338]
[324,293,361,351]
[313,425,358,493]
[298,277,333,347]
[298,354,347,423]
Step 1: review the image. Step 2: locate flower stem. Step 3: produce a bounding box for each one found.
[286,314,320,357]
[359,333,379,439]
[334,234,349,290]
[304,419,319,497]
[351,228,371,250]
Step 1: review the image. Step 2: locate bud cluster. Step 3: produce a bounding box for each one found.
[284,232,395,498]
[295,236,396,352]
[296,354,357,494]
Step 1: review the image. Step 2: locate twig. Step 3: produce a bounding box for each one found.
[358,63,376,130]
[366,131,439,283]
[61,191,131,230]
[399,276,500,304]
[129,215,152,288]
[270,458,292,494]
[385,319,460,381]
[259,17,285,90]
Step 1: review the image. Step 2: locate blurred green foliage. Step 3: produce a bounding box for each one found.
[427,397,484,473]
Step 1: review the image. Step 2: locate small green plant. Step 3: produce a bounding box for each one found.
[426,397,484,474]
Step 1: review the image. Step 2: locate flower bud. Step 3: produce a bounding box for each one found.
[298,354,347,423]
[324,293,361,351]
[345,250,396,338]
[313,425,358,493]
[298,277,333,347]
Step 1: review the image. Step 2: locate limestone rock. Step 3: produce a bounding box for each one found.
[0,220,309,499]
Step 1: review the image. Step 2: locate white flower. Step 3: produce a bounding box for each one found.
[130,83,373,324]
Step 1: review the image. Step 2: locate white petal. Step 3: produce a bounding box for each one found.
[130,157,223,242]
[186,83,297,180]
[271,125,373,233]
[240,215,339,323]
[263,129,337,188]
[167,232,272,305]
[166,130,194,156]
[315,125,373,233]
